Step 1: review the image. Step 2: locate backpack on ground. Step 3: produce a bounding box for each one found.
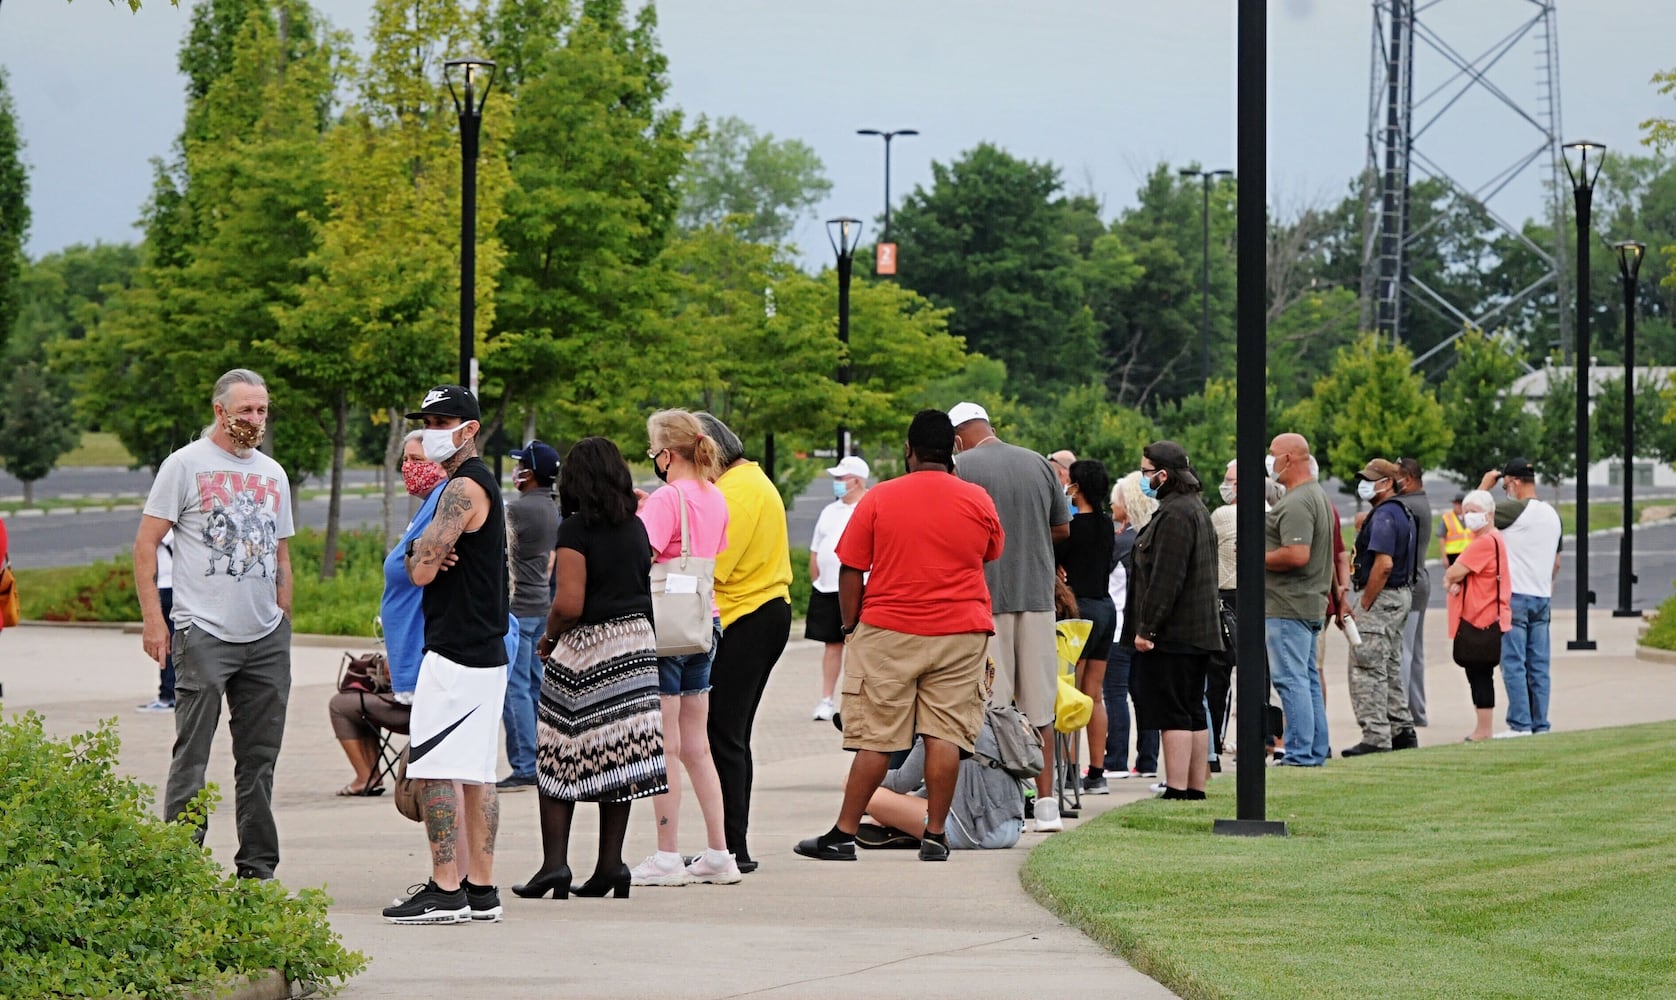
[978,703,1045,780]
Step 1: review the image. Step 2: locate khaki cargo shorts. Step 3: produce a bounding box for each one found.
[840,623,988,754]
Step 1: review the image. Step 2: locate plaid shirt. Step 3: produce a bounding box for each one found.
[1128,491,1224,651]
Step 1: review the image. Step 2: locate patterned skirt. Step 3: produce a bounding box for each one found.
[537,614,668,802]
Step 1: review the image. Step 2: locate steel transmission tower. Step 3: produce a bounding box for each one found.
[1360,0,1569,364]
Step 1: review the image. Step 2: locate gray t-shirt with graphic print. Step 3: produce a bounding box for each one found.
[143,437,296,643]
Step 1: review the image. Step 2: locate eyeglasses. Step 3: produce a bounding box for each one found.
[1139,466,1158,475]
[647,448,667,460]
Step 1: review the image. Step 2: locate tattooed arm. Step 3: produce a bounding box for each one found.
[274,539,293,616]
[407,476,489,586]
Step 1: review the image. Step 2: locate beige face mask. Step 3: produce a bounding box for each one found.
[225,416,265,450]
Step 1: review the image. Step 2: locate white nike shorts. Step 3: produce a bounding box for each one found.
[406,650,508,784]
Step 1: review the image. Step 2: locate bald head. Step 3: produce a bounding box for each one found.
[1049,449,1076,486]
[1268,432,1313,487]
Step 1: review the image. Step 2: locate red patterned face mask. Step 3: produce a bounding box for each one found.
[402,460,446,498]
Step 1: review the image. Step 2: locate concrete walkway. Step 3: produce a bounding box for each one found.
[3,608,1672,999]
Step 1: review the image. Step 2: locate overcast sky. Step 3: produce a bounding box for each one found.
[3,0,1672,270]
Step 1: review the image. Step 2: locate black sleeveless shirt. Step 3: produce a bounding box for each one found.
[422,456,510,667]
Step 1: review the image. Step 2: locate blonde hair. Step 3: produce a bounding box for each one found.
[647,409,723,481]
[1113,471,1158,529]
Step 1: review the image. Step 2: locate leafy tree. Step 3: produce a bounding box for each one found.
[1013,382,1157,474]
[0,69,28,360]
[1532,364,1579,491]
[676,115,831,245]
[1434,327,1539,485]
[889,143,1100,406]
[0,362,79,504]
[1593,373,1676,469]
[1152,377,1240,479]
[1287,333,1453,493]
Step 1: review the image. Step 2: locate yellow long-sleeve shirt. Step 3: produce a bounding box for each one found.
[714,461,792,629]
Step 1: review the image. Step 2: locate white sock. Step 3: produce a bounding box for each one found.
[655,850,683,865]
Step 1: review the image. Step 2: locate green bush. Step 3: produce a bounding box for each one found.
[18,558,142,622]
[1641,588,1676,651]
[789,545,812,619]
[0,713,366,997]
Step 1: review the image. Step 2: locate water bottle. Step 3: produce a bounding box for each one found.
[1342,615,1364,648]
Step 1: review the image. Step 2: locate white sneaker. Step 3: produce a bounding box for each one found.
[1034,797,1063,833]
[1492,729,1533,739]
[630,852,692,886]
[1150,781,1168,793]
[812,697,837,722]
[686,849,742,884]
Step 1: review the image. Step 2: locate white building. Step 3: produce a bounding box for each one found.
[1507,363,1676,488]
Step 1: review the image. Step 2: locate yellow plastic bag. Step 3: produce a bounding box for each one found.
[1054,673,1093,734]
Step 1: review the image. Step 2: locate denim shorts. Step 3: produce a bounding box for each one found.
[658,618,722,696]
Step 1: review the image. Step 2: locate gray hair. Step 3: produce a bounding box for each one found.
[404,429,425,446]
[202,368,268,440]
[694,411,745,466]
[1462,489,1495,514]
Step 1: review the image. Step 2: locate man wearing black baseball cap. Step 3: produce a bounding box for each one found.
[384,385,511,925]
[1475,457,1562,737]
[499,440,562,791]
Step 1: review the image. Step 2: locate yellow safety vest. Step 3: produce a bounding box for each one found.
[1441,510,1471,555]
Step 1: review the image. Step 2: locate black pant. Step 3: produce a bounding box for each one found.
[706,599,791,863]
[1465,664,1497,709]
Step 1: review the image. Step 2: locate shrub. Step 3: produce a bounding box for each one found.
[1642,588,1676,651]
[789,545,812,618]
[0,713,366,997]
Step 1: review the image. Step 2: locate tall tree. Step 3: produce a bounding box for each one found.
[890,143,1100,407]
[676,115,831,245]
[1434,327,1539,485]
[0,69,29,360]
[0,362,79,504]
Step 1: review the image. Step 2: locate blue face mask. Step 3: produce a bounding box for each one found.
[1139,472,1158,499]
[832,480,848,499]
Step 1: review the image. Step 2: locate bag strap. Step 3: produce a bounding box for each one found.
[675,484,693,570]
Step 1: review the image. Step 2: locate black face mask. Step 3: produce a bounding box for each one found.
[653,450,670,483]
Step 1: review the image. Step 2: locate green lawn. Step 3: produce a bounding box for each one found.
[56,432,137,467]
[1023,723,1676,1000]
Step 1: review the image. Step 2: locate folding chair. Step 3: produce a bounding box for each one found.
[353,616,409,788]
[1052,619,1093,816]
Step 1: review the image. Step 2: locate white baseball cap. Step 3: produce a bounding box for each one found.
[826,456,870,480]
[947,401,990,428]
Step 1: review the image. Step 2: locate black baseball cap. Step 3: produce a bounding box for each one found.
[406,385,480,422]
[509,440,560,486]
[1503,457,1536,481]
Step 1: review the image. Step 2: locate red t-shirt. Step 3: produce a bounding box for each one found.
[835,469,1004,636]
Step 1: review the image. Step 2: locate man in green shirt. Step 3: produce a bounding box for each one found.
[1263,432,1336,767]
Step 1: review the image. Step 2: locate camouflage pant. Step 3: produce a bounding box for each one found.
[1349,587,1413,747]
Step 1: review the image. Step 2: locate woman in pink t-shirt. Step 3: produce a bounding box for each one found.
[1443,489,1513,743]
[630,409,737,886]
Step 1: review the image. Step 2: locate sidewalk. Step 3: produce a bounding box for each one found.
[3,609,1671,998]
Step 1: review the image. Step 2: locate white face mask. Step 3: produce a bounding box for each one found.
[1464,511,1489,531]
[1356,479,1378,501]
[1219,482,1236,505]
[1264,455,1277,478]
[422,426,461,463]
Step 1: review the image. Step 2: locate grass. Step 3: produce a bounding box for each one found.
[54,432,137,468]
[1639,589,1676,650]
[1022,723,1676,1000]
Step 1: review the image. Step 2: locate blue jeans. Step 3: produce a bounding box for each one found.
[1267,617,1328,766]
[158,588,176,702]
[1102,644,1159,773]
[502,614,546,778]
[1500,593,1551,733]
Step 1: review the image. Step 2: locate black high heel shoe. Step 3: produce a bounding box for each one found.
[570,864,631,899]
[511,866,571,899]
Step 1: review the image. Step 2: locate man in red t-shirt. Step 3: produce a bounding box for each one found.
[794,410,1004,864]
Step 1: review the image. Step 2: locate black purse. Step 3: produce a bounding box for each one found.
[1452,536,1506,668]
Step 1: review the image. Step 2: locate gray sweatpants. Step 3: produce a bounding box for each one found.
[164,619,292,879]
[1400,567,1430,726]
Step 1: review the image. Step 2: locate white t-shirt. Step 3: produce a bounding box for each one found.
[143,438,296,642]
[809,496,861,593]
[156,529,175,590]
[1499,497,1562,598]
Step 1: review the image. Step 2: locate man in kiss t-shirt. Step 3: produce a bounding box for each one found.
[794,410,1003,864]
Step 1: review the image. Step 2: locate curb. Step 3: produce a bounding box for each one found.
[1634,644,1676,665]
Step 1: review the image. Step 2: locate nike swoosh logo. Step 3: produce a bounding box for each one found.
[408,707,478,763]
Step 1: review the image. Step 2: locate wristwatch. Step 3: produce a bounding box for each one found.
[840,622,858,636]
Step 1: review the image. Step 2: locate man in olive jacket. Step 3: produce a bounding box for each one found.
[1122,441,1223,800]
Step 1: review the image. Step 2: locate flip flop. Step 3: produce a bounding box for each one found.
[336,782,386,797]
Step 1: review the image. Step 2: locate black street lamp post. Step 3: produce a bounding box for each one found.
[444,56,497,393]
[1180,167,1233,389]
[828,217,863,461]
[1562,140,1605,651]
[1613,239,1646,618]
[857,129,918,275]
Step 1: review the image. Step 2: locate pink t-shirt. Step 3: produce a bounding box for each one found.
[639,479,730,564]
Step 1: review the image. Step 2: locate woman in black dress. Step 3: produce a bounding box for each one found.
[515,438,668,900]
[1054,459,1115,794]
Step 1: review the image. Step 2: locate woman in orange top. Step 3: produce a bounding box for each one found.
[1442,489,1513,742]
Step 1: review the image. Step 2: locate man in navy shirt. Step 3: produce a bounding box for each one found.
[1343,458,1418,757]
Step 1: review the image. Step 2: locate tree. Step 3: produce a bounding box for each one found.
[889,143,1100,406]
[676,115,831,245]
[1014,383,1157,473]
[0,69,29,360]
[1592,373,1676,469]
[0,363,79,504]
[1287,334,1453,492]
[1434,327,1539,485]
[1532,364,1579,492]
[1152,378,1240,479]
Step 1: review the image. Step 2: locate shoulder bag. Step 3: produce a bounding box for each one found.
[649,486,716,657]
[337,650,391,694]
[1452,535,1506,668]
[0,557,19,628]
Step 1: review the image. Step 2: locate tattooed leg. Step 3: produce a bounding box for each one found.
[420,779,461,890]
[463,781,499,886]
[652,693,682,853]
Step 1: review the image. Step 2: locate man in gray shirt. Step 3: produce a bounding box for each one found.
[950,402,1070,831]
[498,440,561,789]
[135,369,295,880]
[1392,457,1431,741]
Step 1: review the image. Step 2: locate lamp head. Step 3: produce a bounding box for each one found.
[1613,240,1647,282]
[1561,140,1607,194]
[827,216,864,258]
[443,57,497,117]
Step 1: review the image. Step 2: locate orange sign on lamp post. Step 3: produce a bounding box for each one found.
[876,242,897,276]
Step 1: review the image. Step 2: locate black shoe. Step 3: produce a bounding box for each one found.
[511,866,571,899]
[1391,729,1419,751]
[495,773,537,791]
[1209,759,1222,774]
[235,867,274,882]
[461,878,503,922]
[794,834,857,861]
[1081,772,1110,795]
[736,858,760,875]
[918,831,950,862]
[382,880,469,924]
[571,864,631,898]
[1340,742,1392,758]
[855,823,921,849]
